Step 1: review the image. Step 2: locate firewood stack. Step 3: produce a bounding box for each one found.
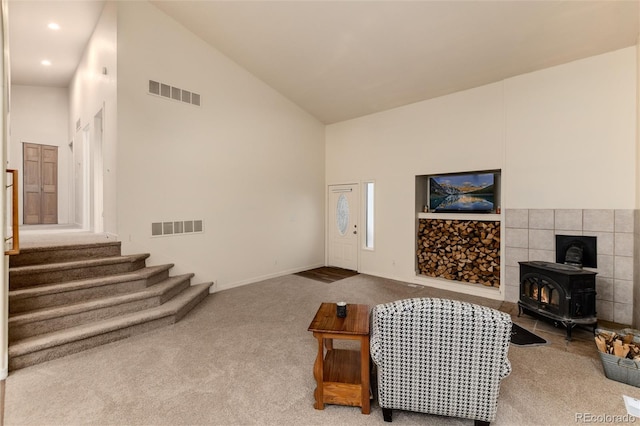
[595,330,640,360]
[416,219,500,287]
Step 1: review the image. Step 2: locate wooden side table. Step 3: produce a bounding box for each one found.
[307,302,370,414]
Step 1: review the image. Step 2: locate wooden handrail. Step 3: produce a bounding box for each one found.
[5,169,18,255]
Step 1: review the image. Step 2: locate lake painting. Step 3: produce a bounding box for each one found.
[429,173,495,212]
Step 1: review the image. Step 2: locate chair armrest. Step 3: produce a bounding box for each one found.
[370,332,382,365]
[501,358,512,379]
[370,307,383,366]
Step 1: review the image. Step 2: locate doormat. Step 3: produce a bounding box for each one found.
[511,323,548,346]
[295,267,359,284]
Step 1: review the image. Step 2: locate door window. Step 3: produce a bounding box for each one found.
[336,194,349,236]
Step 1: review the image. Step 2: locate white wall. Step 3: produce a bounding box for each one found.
[505,47,637,209]
[9,85,70,224]
[116,1,326,290]
[68,1,117,232]
[326,47,637,298]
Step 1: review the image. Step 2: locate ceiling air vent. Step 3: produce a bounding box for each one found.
[148,80,201,107]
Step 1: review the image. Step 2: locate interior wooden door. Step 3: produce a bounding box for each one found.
[23,143,58,224]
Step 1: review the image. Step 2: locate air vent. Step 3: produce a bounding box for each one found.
[151,222,163,236]
[163,222,173,235]
[149,80,160,95]
[171,86,181,101]
[160,83,171,98]
[151,219,204,237]
[148,80,201,107]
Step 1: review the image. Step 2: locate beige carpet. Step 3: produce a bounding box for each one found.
[5,273,639,425]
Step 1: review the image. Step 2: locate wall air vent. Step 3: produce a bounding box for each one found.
[151,219,205,237]
[148,80,201,107]
[149,80,160,95]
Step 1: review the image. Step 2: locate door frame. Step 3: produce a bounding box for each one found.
[81,125,91,230]
[92,108,104,233]
[79,107,105,232]
[326,182,360,271]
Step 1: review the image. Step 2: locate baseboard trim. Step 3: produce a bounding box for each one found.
[352,270,505,302]
[217,263,325,292]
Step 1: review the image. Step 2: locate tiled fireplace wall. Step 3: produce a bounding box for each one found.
[504,209,634,325]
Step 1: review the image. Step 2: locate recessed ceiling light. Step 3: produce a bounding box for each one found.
[47,22,60,30]
[41,60,51,66]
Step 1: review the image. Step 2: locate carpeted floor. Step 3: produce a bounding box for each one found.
[5,273,639,425]
[295,266,359,283]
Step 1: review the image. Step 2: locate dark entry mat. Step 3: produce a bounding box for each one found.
[295,267,359,283]
[511,323,548,346]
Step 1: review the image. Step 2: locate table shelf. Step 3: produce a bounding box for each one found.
[324,349,361,384]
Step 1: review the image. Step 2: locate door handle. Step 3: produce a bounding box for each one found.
[353,231,357,234]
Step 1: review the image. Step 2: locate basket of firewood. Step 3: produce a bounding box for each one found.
[595,328,640,387]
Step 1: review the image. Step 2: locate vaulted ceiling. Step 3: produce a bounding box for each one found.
[9,0,640,124]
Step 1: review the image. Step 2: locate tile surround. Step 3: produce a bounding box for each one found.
[615,233,634,256]
[505,247,528,267]
[528,229,555,250]
[505,228,528,249]
[529,209,554,230]
[505,209,528,228]
[554,209,582,231]
[583,209,614,233]
[505,208,635,325]
[584,232,613,256]
[615,210,634,233]
[528,249,554,263]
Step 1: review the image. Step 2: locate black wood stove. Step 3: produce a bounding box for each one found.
[518,261,597,340]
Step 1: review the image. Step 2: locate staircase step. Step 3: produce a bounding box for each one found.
[9,274,194,341]
[9,282,212,371]
[9,264,174,314]
[9,254,151,289]
[9,241,122,267]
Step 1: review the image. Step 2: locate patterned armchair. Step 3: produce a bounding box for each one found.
[370,298,512,425]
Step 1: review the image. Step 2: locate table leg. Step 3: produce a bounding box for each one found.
[313,334,324,410]
[324,338,333,351]
[360,335,370,414]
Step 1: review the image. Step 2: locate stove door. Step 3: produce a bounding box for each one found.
[521,273,563,316]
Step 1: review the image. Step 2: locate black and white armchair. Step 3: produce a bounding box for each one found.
[370,298,512,425]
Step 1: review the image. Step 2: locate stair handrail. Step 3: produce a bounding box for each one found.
[5,169,18,255]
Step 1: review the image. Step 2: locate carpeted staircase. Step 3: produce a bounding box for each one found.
[8,241,211,370]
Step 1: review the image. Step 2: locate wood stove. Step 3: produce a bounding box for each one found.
[518,261,597,340]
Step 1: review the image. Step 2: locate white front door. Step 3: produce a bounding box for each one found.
[328,184,359,271]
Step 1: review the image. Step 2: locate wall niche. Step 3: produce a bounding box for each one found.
[415,170,502,288]
[417,218,500,287]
